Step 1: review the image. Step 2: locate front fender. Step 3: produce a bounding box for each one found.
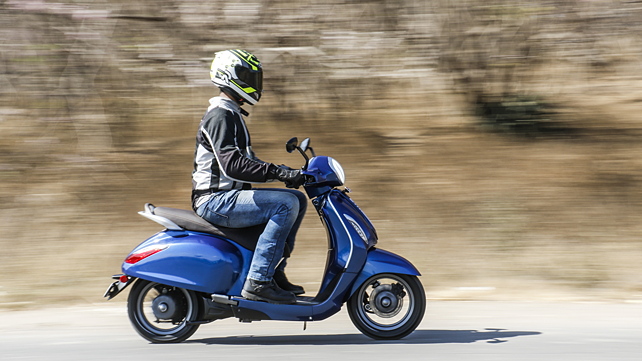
[347,248,421,298]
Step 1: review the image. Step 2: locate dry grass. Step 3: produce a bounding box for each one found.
[2,0,642,309]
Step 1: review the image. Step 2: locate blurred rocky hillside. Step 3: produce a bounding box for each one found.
[2,0,642,307]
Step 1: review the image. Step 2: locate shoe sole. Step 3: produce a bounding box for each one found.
[241,290,296,304]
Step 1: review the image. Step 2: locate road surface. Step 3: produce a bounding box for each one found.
[1,300,641,360]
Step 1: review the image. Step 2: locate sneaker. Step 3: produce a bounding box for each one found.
[241,279,296,304]
[273,269,305,295]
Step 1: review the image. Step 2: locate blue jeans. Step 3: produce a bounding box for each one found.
[195,188,307,282]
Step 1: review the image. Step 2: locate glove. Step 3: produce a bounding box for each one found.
[269,164,304,189]
[277,164,294,171]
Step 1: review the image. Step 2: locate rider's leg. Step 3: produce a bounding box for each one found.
[266,188,308,294]
[196,189,300,303]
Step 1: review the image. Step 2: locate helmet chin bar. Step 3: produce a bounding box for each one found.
[220,85,260,106]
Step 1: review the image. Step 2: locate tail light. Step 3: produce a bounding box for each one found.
[125,246,167,264]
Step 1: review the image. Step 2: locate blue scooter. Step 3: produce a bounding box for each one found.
[105,137,425,343]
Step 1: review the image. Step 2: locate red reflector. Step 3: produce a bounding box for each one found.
[119,275,129,283]
[125,247,166,264]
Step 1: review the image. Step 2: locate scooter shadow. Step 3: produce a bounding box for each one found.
[190,328,541,345]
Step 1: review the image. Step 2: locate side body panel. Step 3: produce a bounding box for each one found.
[122,230,252,295]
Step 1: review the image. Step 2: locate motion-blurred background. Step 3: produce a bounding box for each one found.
[2,0,642,309]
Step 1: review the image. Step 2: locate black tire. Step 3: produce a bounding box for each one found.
[347,273,425,340]
[127,279,201,343]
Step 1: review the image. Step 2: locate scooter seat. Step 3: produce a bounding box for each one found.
[149,204,265,252]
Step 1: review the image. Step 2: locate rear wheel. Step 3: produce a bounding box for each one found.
[347,273,425,340]
[127,279,201,343]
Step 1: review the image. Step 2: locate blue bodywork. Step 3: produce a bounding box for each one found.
[122,230,253,295]
[122,155,420,322]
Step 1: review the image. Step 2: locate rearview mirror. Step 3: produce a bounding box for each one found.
[285,137,298,153]
[300,138,310,153]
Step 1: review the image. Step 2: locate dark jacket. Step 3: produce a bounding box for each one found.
[192,96,272,209]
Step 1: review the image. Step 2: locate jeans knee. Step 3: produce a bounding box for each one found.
[294,192,307,211]
[284,193,300,213]
[275,193,298,219]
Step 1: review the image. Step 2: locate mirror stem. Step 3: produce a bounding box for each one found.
[297,147,310,169]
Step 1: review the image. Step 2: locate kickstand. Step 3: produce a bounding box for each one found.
[303,321,307,331]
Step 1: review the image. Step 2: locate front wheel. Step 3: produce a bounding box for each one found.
[127,279,201,343]
[347,273,425,340]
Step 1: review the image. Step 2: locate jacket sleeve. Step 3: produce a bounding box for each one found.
[200,109,273,183]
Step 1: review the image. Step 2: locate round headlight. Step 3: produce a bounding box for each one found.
[329,157,345,185]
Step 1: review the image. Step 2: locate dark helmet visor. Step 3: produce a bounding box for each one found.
[235,65,263,94]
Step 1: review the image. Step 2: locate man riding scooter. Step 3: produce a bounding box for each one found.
[191,49,307,304]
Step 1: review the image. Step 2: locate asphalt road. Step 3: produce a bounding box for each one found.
[1,300,641,361]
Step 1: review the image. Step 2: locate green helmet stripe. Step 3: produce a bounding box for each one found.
[231,79,257,94]
[230,49,261,71]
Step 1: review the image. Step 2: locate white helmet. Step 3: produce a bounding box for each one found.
[210,49,263,105]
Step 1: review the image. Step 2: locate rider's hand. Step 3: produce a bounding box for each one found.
[277,164,294,171]
[280,169,305,189]
[269,164,304,189]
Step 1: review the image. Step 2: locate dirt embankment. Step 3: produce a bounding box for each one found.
[2,1,642,308]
